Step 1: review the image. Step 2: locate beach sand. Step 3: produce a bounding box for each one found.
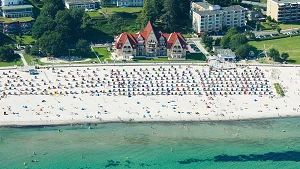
[0,65,300,126]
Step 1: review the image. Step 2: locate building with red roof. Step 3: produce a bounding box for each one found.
[114,21,187,60]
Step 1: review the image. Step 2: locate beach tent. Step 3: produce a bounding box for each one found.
[42,100,46,102]
[206,106,210,108]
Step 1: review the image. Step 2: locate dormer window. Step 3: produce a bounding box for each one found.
[119,44,121,48]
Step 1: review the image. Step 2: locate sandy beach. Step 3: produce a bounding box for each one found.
[0,64,300,126]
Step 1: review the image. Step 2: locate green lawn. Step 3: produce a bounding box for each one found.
[0,54,23,67]
[92,47,111,62]
[100,7,143,15]
[0,17,34,23]
[249,36,300,64]
[278,23,300,30]
[87,11,102,18]
[15,36,36,45]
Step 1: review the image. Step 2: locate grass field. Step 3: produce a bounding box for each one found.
[249,36,300,64]
[278,23,300,30]
[0,54,23,67]
[15,36,35,45]
[100,7,143,14]
[92,47,111,62]
[0,17,34,23]
[87,11,102,18]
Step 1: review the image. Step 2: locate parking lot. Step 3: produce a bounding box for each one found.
[255,30,300,39]
[187,42,201,53]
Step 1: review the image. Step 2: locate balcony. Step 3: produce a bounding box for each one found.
[148,41,156,45]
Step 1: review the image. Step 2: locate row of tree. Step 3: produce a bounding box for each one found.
[30,0,92,57]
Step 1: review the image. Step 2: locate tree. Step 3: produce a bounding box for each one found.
[55,10,73,28]
[30,44,40,56]
[276,26,282,34]
[266,16,272,22]
[229,34,248,51]
[40,3,59,18]
[221,35,231,48]
[269,48,281,61]
[75,39,91,57]
[38,31,66,56]
[141,0,157,24]
[235,44,253,60]
[214,37,221,46]
[281,52,289,61]
[161,0,177,31]
[44,0,65,10]
[0,46,14,61]
[25,45,31,54]
[31,16,56,39]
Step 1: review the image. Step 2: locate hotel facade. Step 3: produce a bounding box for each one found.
[191,1,246,33]
[267,0,300,23]
[114,22,187,60]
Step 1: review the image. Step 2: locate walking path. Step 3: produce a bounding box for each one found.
[19,53,28,66]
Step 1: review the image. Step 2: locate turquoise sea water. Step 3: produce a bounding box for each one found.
[1,118,300,169]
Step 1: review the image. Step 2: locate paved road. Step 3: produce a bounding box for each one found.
[242,1,267,7]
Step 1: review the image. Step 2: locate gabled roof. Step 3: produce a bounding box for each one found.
[115,22,186,50]
[164,32,187,49]
[115,32,137,49]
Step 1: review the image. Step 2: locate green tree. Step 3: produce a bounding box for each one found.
[75,39,91,57]
[30,44,40,56]
[281,52,289,61]
[0,46,14,61]
[141,0,157,24]
[161,0,177,31]
[235,44,253,60]
[276,26,282,34]
[40,3,59,18]
[55,10,73,28]
[269,48,281,62]
[31,16,56,39]
[55,25,72,42]
[229,34,248,51]
[214,37,221,46]
[44,0,65,10]
[221,35,231,48]
[25,45,31,54]
[38,31,66,56]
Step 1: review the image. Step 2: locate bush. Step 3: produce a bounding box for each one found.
[274,83,284,97]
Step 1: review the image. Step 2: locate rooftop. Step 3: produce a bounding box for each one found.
[192,1,211,9]
[271,0,300,4]
[193,5,245,16]
[217,49,236,58]
[65,0,98,4]
[1,5,33,10]
[0,17,34,23]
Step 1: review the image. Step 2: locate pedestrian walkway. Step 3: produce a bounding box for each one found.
[19,53,28,66]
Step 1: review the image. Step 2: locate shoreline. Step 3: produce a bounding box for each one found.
[1,64,300,127]
[1,115,300,127]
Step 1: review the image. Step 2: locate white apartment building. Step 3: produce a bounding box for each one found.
[267,0,300,23]
[192,1,246,33]
[117,0,143,7]
[1,0,33,17]
[65,0,100,9]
